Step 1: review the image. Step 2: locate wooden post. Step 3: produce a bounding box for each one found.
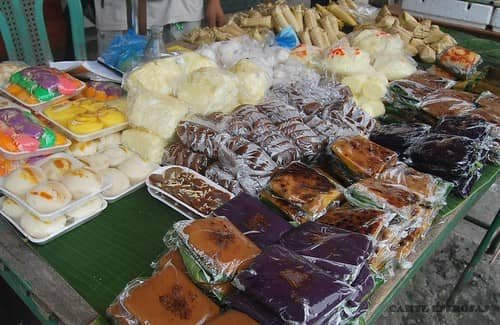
[138,0,147,35]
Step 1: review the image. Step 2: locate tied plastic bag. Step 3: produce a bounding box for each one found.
[275,26,300,50]
[102,29,147,72]
[230,59,271,105]
[323,43,372,76]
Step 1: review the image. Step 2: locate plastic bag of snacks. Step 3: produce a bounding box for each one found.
[226,292,283,325]
[0,61,28,85]
[259,189,309,224]
[107,261,220,324]
[405,133,484,197]
[161,142,209,174]
[369,123,431,156]
[327,135,398,186]
[345,178,421,220]
[437,46,482,80]
[82,81,123,101]
[233,245,356,324]
[265,162,344,221]
[205,163,243,195]
[213,193,292,249]
[280,222,374,283]
[318,206,396,240]
[378,162,453,207]
[171,217,261,283]
[420,88,477,118]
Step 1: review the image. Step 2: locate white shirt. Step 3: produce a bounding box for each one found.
[95,0,204,31]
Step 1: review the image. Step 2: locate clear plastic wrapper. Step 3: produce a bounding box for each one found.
[405,133,484,198]
[176,120,222,159]
[473,92,500,126]
[148,166,232,216]
[230,59,272,105]
[233,245,356,324]
[280,222,374,282]
[226,292,283,325]
[256,99,303,124]
[421,89,477,118]
[213,193,292,249]
[162,142,209,174]
[277,119,323,161]
[205,163,243,195]
[369,123,431,155]
[205,310,259,325]
[259,189,309,224]
[107,261,220,324]
[406,71,456,90]
[433,115,492,143]
[173,217,261,283]
[388,79,434,110]
[330,135,398,180]
[345,178,421,220]
[378,162,452,207]
[318,206,395,240]
[233,105,301,165]
[437,46,482,79]
[267,162,344,220]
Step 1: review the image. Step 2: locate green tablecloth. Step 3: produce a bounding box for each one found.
[27,163,499,318]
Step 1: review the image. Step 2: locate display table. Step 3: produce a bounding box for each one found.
[0,164,498,325]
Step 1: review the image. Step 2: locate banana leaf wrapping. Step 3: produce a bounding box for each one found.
[404,133,484,197]
[213,193,292,249]
[280,222,374,283]
[378,162,453,207]
[326,136,399,187]
[345,178,422,220]
[388,79,433,110]
[265,162,344,221]
[172,217,261,284]
[369,123,431,155]
[233,245,356,324]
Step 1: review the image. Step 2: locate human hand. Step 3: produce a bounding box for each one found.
[206,0,225,27]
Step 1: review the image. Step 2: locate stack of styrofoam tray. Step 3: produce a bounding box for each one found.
[0,196,107,244]
[402,0,494,29]
[146,165,234,219]
[492,7,500,32]
[0,153,111,221]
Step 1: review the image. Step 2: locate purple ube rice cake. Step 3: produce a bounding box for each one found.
[349,264,375,303]
[213,193,293,249]
[280,222,374,271]
[226,292,283,325]
[234,245,355,324]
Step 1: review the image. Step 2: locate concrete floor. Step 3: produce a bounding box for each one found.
[376,181,500,325]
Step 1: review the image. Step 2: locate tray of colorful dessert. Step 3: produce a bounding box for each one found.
[67,133,158,202]
[80,81,124,101]
[1,67,85,110]
[0,153,111,221]
[41,98,127,142]
[0,107,71,160]
[146,165,234,219]
[0,195,107,244]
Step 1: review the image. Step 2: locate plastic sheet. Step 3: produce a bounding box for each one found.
[370,123,431,156]
[233,245,356,324]
[267,162,344,220]
[107,262,220,324]
[405,133,484,197]
[173,217,261,283]
[280,222,373,281]
[162,142,209,174]
[378,162,452,207]
[213,193,292,249]
[437,46,482,79]
[318,206,395,239]
[345,178,421,220]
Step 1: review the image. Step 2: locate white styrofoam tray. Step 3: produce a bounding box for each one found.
[147,187,200,220]
[0,157,111,221]
[146,165,234,219]
[0,196,107,244]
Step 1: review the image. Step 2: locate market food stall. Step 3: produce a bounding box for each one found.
[0,1,499,324]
